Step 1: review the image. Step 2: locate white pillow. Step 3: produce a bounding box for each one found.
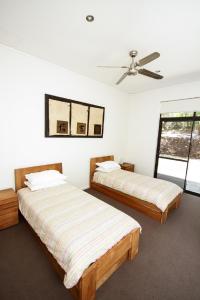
[96,161,120,170]
[95,165,120,173]
[25,170,67,185]
[24,179,66,191]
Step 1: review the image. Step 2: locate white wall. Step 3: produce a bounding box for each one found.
[124,81,200,177]
[2,43,200,190]
[0,44,130,190]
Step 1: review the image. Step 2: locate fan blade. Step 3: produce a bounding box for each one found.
[138,68,163,79]
[116,72,129,85]
[137,52,160,66]
[97,66,128,68]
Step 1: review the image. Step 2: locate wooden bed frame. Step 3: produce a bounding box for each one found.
[15,162,140,300]
[90,155,182,224]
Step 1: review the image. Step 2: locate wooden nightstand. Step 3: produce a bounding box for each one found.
[120,162,135,172]
[0,189,18,230]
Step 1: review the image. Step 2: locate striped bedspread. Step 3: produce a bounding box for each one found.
[18,183,141,288]
[93,169,182,212]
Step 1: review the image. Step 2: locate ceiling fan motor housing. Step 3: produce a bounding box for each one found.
[129,50,138,57]
[129,70,137,75]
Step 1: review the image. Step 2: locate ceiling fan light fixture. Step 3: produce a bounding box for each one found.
[86,15,94,22]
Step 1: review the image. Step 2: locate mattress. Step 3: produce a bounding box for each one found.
[93,169,182,212]
[18,182,141,289]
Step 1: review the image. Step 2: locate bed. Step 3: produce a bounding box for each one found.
[90,156,183,224]
[15,163,141,300]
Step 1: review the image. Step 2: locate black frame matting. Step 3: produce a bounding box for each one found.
[45,94,105,138]
[154,112,200,196]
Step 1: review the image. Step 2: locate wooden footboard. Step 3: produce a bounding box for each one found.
[76,227,140,300]
[29,221,140,300]
[160,192,183,224]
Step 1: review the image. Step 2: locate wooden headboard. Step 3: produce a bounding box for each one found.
[15,163,62,191]
[90,155,114,185]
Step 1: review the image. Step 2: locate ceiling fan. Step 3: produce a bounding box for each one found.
[97,50,163,85]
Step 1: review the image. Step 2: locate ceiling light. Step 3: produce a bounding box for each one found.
[86,15,94,22]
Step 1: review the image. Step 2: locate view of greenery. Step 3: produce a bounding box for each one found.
[161,112,194,118]
[159,117,200,159]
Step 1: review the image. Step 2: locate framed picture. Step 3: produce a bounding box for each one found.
[47,98,70,136]
[45,94,105,138]
[71,103,88,136]
[88,106,104,137]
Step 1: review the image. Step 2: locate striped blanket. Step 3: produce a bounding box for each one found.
[18,183,141,288]
[93,169,182,212]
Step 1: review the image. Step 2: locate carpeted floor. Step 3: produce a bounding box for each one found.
[0,190,200,300]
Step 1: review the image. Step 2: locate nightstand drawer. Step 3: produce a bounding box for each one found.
[0,201,18,211]
[0,206,18,216]
[0,188,18,230]
[0,196,17,206]
[0,211,18,229]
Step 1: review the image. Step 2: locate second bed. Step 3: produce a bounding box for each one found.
[90,155,183,223]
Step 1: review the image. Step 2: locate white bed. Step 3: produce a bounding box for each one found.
[18,182,141,289]
[93,169,182,212]
[90,156,183,223]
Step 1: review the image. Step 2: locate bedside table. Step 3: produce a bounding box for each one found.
[0,189,18,230]
[120,162,135,172]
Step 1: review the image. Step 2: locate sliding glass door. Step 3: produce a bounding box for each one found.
[154,112,200,195]
[185,120,200,193]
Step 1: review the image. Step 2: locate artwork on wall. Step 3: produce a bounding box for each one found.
[88,106,104,136]
[94,124,101,135]
[77,122,86,135]
[48,98,70,136]
[45,94,105,138]
[71,103,88,136]
[57,121,68,134]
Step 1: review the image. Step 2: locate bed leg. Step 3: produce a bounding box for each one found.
[79,264,96,300]
[160,210,168,224]
[175,197,181,208]
[128,228,140,260]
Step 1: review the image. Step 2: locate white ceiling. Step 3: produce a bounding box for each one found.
[0,0,200,94]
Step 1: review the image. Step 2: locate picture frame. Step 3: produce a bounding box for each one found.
[45,94,105,138]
